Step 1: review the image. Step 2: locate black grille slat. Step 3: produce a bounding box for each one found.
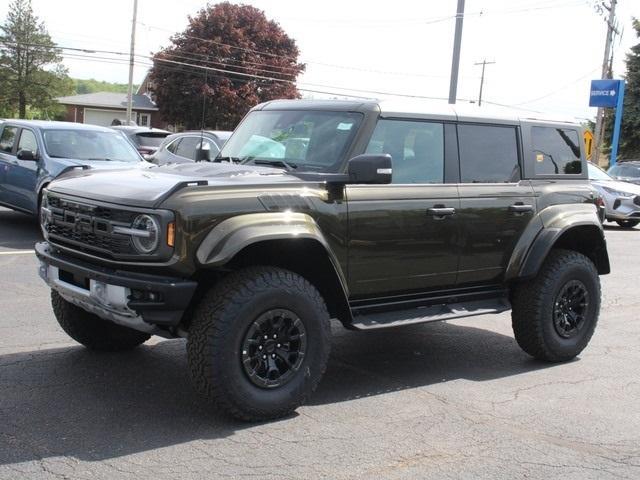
[46,194,137,257]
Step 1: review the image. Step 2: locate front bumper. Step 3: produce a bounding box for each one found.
[605,195,640,221]
[36,242,197,334]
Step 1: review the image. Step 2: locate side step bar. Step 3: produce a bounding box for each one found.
[350,298,511,330]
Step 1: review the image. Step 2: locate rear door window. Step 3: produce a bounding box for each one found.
[458,124,520,183]
[0,126,18,153]
[531,127,582,175]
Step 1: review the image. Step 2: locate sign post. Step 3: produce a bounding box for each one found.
[589,79,625,166]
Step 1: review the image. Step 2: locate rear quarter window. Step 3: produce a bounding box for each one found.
[531,127,582,175]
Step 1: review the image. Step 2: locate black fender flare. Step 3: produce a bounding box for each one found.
[196,211,350,298]
[505,203,610,281]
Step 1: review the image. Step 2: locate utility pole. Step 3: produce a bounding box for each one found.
[474,59,495,106]
[125,0,138,126]
[593,0,617,165]
[448,0,465,104]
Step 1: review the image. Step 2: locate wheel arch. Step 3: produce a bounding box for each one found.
[195,213,352,325]
[506,204,610,281]
[516,223,610,280]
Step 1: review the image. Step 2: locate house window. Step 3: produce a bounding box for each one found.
[137,113,150,127]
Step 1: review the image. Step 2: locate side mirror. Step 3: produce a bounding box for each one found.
[347,154,392,184]
[195,147,211,162]
[17,149,37,161]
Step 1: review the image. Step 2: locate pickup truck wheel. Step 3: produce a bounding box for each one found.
[615,219,639,229]
[51,291,150,351]
[511,249,600,362]
[187,267,331,421]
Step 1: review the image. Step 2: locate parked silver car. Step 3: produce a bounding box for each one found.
[589,162,640,228]
[151,130,232,165]
[608,161,640,185]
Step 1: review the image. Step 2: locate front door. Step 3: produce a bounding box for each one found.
[6,128,40,213]
[0,125,19,207]
[454,123,536,286]
[346,118,460,299]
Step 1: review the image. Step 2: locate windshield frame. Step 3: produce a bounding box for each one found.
[42,128,143,162]
[217,109,365,173]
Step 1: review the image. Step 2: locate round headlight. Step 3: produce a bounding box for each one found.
[131,214,160,254]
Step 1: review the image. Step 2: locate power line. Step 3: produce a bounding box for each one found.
[1,39,457,102]
[510,66,600,106]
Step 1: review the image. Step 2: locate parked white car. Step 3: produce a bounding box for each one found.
[588,162,640,228]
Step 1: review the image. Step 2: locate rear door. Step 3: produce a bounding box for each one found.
[455,123,536,286]
[346,118,460,299]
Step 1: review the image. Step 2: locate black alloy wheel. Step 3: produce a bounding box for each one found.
[241,309,307,389]
[552,280,589,339]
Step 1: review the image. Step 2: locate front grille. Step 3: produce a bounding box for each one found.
[47,224,133,254]
[45,194,138,258]
[634,196,640,206]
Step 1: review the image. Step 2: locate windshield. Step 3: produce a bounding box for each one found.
[133,132,169,148]
[43,129,141,162]
[588,163,612,181]
[609,164,640,178]
[218,110,363,172]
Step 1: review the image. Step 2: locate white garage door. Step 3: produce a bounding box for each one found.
[84,109,127,127]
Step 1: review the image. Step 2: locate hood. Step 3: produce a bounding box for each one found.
[47,161,301,208]
[592,178,640,195]
[612,176,640,185]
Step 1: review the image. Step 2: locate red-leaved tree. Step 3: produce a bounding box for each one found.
[150,2,304,130]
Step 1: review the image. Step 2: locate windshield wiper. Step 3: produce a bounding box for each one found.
[241,157,297,171]
[86,157,114,162]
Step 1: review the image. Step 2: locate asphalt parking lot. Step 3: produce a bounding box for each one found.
[1,206,639,480]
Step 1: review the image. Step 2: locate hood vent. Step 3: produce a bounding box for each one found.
[258,193,311,212]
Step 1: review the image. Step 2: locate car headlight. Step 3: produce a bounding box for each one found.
[602,186,635,198]
[131,214,160,254]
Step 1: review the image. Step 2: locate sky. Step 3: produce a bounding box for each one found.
[1,0,638,121]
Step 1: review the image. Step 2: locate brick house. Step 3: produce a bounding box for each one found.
[56,92,165,128]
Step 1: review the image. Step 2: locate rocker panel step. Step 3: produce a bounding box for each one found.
[350,298,511,330]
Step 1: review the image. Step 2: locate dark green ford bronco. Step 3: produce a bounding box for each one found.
[37,100,610,420]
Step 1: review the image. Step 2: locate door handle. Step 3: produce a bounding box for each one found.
[427,207,456,217]
[508,204,533,213]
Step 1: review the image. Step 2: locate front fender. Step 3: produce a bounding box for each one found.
[196,211,348,287]
[505,203,607,281]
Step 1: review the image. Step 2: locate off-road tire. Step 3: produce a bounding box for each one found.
[51,291,150,351]
[511,249,600,362]
[615,219,639,229]
[187,266,331,421]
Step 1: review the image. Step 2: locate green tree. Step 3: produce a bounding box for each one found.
[604,18,640,160]
[0,0,72,118]
[72,78,137,95]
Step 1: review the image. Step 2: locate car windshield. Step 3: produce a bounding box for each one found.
[218,110,363,172]
[133,132,168,148]
[43,129,141,162]
[588,163,612,181]
[609,164,640,178]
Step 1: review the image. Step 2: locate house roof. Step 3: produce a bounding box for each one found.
[56,92,158,111]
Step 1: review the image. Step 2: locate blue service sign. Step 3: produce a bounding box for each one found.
[589,79,622,107]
